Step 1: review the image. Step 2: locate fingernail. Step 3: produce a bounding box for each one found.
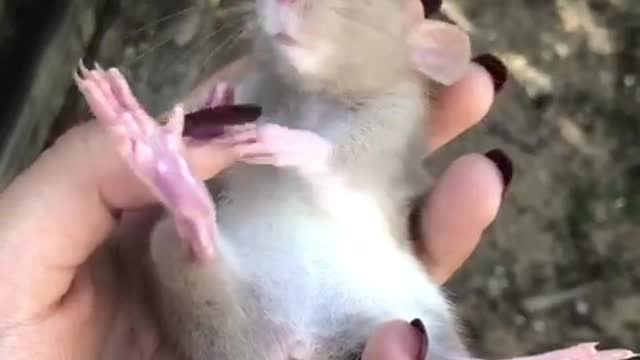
[421,0,442,18]
[472,53,509,93]
[484,149,513,197]
[410,318,428,360]
[183,105,261,139]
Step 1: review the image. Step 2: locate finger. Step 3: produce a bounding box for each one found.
[427,62,497,153]
[419,150,513,283]
[407,0,498,154]
[361,320,426,360]
[0,120,235,324]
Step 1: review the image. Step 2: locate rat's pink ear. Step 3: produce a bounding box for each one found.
[407,20,471,86]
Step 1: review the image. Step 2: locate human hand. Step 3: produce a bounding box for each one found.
[362,2,634,360]
[0,2,509,360]
[359,0,512,358]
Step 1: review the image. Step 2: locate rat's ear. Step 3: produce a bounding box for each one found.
[407,20,471,86]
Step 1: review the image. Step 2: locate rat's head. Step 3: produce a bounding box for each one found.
[250,0,413,96]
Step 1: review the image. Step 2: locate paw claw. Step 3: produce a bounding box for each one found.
[78,58,90,78]
[73,70,84,87]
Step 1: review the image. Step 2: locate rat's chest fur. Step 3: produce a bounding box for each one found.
[215,71,434,313]
[148,71,468,360]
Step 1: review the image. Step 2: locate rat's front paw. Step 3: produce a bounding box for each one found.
[74,61,218,261]
[206,81,235,109]
[219,123,332,174]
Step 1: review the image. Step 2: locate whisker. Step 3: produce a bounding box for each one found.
[125,9,248,67]
[214,2,254,19]
[126,5,202,38]
[124,36,177,66]
[156,14,248,78]
[191,14,249,59]
[199,27,245,71]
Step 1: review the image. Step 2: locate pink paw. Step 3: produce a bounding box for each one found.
[74,61,217,261]
[217,123,332,174]
[509,342,637,360]
[206,81,235,109]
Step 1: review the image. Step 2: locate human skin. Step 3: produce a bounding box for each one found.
[0,1,508,359]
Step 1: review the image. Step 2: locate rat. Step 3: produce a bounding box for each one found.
[73,0,636,359]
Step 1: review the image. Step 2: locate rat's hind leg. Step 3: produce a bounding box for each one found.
[73,61,219,261]
[504,342,636,360]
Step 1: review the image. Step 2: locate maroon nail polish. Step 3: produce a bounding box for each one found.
[472,53,509,93]
[183,105,262,139]
[484,148,513,197]
[421,0,442,18]
[410,318,429,360]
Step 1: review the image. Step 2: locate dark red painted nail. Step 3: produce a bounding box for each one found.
[410,318,429,360]
[183,105,262,139]
[421,0,442,18]
[484,148,513,197]
[472,53,509,92]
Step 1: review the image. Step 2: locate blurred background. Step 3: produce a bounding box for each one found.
[0,0,638,357]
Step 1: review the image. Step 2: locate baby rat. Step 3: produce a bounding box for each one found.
[73,1,635,359]
[152,1,467,357]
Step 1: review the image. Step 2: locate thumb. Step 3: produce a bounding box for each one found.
[361,320,427,360]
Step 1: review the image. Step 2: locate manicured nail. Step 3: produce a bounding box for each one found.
[410,318,429,360]
[484,148,513,197]
[421,0,442,18]
[472,53,509,93]
[183,105,261,139]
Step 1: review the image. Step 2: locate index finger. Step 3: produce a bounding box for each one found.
[427,62,495,154]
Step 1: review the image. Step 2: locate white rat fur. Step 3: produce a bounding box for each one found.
[146,0,471,359]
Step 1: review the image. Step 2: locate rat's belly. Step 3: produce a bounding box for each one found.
[212,176,444,342]
[153,169,453,359]
[213,210,431,358]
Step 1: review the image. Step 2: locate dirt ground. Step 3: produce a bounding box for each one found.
[2,0,639,358]
[431,0,640,357]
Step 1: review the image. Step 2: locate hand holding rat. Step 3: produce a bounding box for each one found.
[0,8,510,358]
[2,1,627,359]
[0,67,499,360]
